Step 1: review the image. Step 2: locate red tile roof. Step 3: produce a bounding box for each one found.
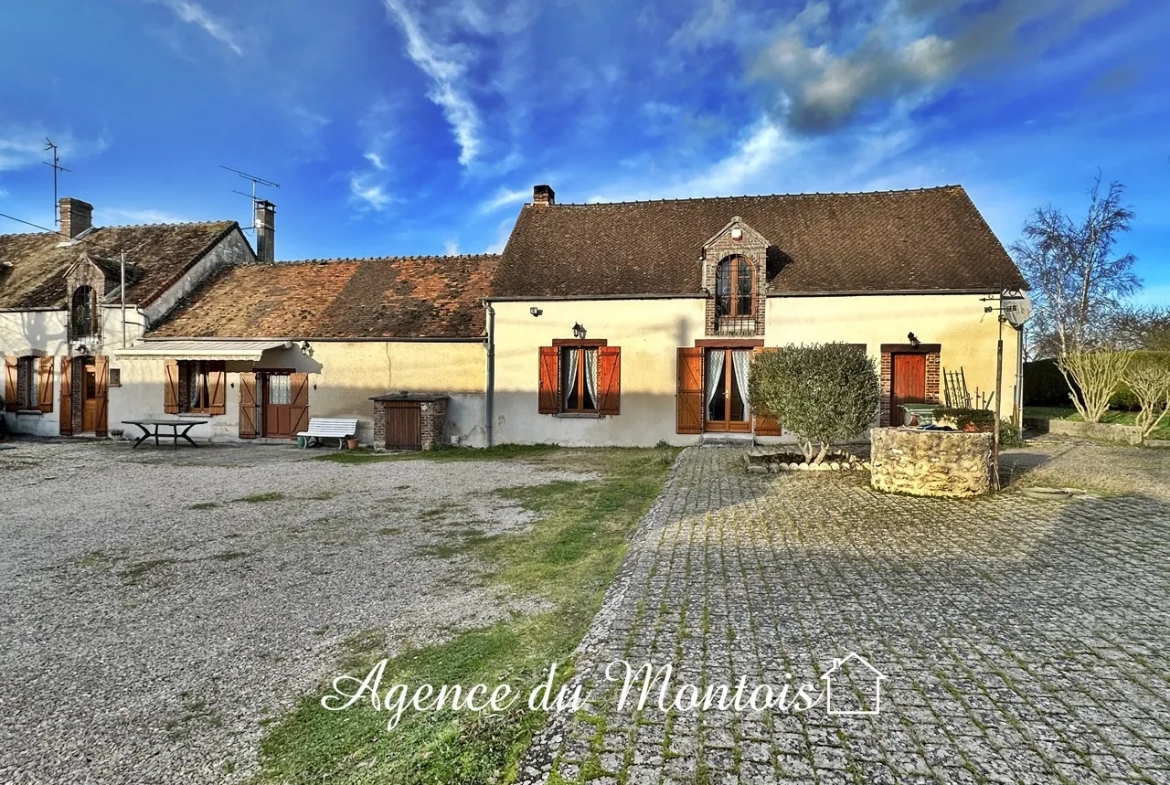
[0,222,242,309]
[492,186,1025,298]
[149,255,499,339]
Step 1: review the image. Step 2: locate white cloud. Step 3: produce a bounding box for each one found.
[160,0,244,56]
[0,128,109,171]
[477,187,528,214]
[382,0,483,166]
[98,207,192,225]
[364,152,387,171]
[349,174,392,211]
[443,239,460,255]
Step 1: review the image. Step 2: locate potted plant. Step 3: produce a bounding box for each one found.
[346,436,359,450]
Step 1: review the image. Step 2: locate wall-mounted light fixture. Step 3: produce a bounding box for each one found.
[572,322,586,340]
[700,287,711,296]
[300,341,312,354]
[907,332,921,348]
[529,307,543,317]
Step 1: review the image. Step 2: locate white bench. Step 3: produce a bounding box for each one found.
[297,417,359,450]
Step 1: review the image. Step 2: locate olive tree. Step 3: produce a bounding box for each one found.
[749,343,880,464]
[1057,349,1132,423]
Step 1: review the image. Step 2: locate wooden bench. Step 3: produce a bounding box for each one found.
[297,417,359,450]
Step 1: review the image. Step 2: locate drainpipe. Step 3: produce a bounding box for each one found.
[120,251,127,349]
[485,301,495,448]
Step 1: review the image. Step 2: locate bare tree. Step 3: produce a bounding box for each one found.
[1110,306,1170,351]
[1011,173,1140,357]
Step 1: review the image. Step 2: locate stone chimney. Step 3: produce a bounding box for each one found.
[59,198,93,239]
[533,184,555,207]
[254,200,276,263]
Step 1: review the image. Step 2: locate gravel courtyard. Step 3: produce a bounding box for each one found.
[0,439,592,784]
[518,439,1170,784]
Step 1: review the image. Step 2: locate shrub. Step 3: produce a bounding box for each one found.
[932,407,996,431]
[749,343,880,464]
[1057,349,1132,423]
[1112,351,1170,411]
[1125,355,1170,438]
[1024,359,1078,406]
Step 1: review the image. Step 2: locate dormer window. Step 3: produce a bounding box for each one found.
[72,285,97,338]
[716,255,754,318]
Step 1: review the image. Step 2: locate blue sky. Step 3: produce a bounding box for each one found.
[1,0,1167,303]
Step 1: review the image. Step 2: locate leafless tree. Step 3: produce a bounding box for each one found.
[1109,306,1170,351]
[1011,173,1140,357]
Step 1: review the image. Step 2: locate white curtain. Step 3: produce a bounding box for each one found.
[563,348,579,408]
[584,349,599,409]
[732,350,751,420]
[705,350,725,410]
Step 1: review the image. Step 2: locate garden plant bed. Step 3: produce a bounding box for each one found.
[747,450,868,473]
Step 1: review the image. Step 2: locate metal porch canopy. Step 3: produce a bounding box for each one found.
[113,340,292,361]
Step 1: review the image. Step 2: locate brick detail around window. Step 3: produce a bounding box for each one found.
[702,223,767,337]
[71,357,83,434]
[879,345,941,427]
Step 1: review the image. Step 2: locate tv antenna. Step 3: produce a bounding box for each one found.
[220,165,280,232]
[44,139,71,226]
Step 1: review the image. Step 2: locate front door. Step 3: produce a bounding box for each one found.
[81,360,99,432]
[262,373,292,438]
[704,348,751,433]
[891,353,926,426]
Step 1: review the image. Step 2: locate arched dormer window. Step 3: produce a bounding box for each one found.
[715,255,754,318]
[72,285,97,338]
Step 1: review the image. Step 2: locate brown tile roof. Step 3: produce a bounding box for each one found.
[149,254,499,340]
[492,186,1025,297]
[0,221,241,309]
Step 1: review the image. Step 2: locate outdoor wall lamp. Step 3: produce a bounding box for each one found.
[572,322,586,339]
[907,332,921,348]
[300,341,312,354]
[529,307,543,317]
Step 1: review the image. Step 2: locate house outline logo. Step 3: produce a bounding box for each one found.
[820,652,886,715]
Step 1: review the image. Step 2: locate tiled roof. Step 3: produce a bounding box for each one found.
[149,255,499,340]
[0,221,241,309]
[492,186,1026,298]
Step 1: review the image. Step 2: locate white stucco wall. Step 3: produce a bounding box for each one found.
[109,340,488,447]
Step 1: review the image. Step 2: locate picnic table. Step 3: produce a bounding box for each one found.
[122,419,208,449]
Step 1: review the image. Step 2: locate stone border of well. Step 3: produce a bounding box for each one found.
[745,455,869,474]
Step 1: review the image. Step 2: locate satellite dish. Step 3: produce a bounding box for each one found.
[1001,290,1032,327]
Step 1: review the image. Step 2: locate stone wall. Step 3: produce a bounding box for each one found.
[870,428,994,497]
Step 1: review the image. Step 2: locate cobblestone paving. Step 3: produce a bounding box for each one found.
[518,445,1170,784]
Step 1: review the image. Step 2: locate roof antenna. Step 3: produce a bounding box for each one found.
[220,165,280,234]
[43,138,71,226]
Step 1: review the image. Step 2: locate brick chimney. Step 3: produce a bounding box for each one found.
[254,200,276,263]
[59,198,93,239]
[533,184,555,207]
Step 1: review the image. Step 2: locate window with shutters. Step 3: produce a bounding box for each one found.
[5,355,53,413]
[173,360,226,414]
[538,343,621,416]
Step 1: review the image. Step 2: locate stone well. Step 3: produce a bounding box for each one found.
[870,428,994,498]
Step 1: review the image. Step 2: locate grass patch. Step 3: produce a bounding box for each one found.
[211,550,250,562]
[376,526,402,536]
[188,501,220,510]
[120,558,174,585]
[253,446,680,784]
[235,492,286,503]
[314,444,560,465]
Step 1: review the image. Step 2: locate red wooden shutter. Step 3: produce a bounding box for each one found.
[752,348,782,436]
[239,372,257,439]
[37,357,55,413]
[59,357,73,436]
[94,355,109,437]
[597,346,621,415]
[289,373,309,437]
[208,361,226,415]
[538,346,558,414]
[4,357,17,412]
[676,347,703,434]
[163,359,180,414]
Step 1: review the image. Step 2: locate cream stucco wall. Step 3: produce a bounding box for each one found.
[108,340,487,446]
[490,299,708,447]
[766,293,1021,420]
[490,293,1021,447]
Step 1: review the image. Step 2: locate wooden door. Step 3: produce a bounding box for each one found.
[263,373,292,438]
[384,402,422,450]
[81,361,99,432]
[704,349,751,433]
[891,353,926,426]
[239,373,257,439]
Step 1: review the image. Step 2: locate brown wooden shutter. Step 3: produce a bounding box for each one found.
[538,346,558,414]
[752,348,783,436]
[238,372,257,439]
[4,357,17,412]
[37,357,55,413]
[94,355,109,437]
[163,359,180,414]
[289,373,310,437]
[597,346,621,416]
[676,347,703,434]
[208,361,226,415]
[59,357,73,436]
